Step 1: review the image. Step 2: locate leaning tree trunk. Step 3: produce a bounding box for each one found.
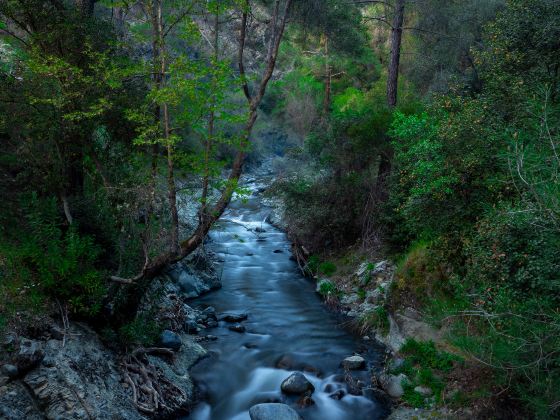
[110,0,294,326]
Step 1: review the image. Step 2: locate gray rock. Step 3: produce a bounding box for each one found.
[359,303,378,313]
[414,385,433,396]
[22,324,142,419]
[206,319,218,328]
[49,326,65,340]
[177,271,210,298]
[280,372,315,395]
[366,289,383,304]
[1,364,18,378]
[0,381,43,419]
[16,338,44,372]
[371,260,388,276]
[220,311,248,322]
[203,306,217,319]
[185,320,200,334]
[346,310,359,318]
[340,294,359,305]
[390,358,406,370]
[342,355,366,370]
[379,373,408,398]
[249,403,302,420]
[228,324,246,333]
[160,330,182,350]
[329,389,345,400]
[255,227,266,233]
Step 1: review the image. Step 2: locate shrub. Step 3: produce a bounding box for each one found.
[359,306,389,334]
[0,195,106,318]
[318,280,337,296]
[318,260,337,276]
[117,314,161,348]
[400,339,461,373]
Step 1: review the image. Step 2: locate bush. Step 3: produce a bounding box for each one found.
[317,280,337,296]
[400,339,461,373]
[0,195,106,318]
[318,260,337,276]
[116,314,161,348]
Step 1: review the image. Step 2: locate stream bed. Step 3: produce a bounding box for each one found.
[187,173,390,420]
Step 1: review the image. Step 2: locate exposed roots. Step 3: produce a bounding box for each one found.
[122,351,187,416]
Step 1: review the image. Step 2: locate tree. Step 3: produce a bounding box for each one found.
[112,0,294,284]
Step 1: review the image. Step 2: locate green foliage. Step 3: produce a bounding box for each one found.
[359,306,389,334]
[402,382,427,408]
[1,195,105,316]
[318,280,337,296]
[318,260,337,276]
[392,339,460,408]
[117,314,161,348]
[386,1,560,416]
[400,339,461,373]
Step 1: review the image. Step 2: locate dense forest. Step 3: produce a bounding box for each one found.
[0,0,559,419]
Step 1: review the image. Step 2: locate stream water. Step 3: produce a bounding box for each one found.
[187,171,389,420]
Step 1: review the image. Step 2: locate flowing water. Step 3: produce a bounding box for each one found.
[188,171,389,420]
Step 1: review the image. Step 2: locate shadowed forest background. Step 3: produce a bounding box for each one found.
[0,0,559,418]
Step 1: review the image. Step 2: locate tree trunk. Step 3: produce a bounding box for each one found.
[386,0,405,108]
[376,0,405,198]
[152,0,179,254]
[129,0,292,278]
[323,35,331,116]
[201,9,220,224]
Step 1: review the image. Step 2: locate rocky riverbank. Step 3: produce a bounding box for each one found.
[0,250,221,419]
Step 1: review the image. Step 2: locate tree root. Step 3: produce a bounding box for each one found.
[122,352,187,416]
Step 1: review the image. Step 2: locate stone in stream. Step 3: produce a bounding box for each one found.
[273,249,283,253]
[341,355,366,370]
[160,330,182,350]
[249,403,302,420]
[255,227,266,233]
[228,324,246,333]
[329,389,346,400]
[280,372,315,395]
[185,320,200,334]
[219,311,248,322]
[205,319,218,328]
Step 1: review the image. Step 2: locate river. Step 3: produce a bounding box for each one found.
[187,169,389,420]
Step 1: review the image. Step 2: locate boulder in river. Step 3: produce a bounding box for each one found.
[228,324,246,333]
[280,372,315,395]
[249,403,302,420]
[185,320,200,334]
[329,389,346,400]
[341,355,366,370]
[160,330,182,350]
[219,311,248,322]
